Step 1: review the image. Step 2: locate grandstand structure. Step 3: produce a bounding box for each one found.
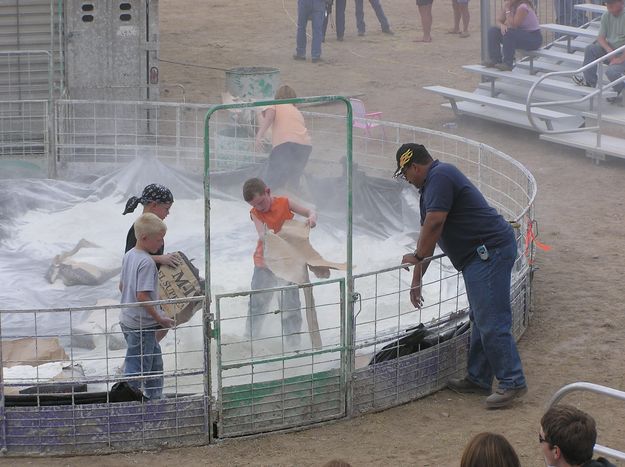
[427,3,625,163]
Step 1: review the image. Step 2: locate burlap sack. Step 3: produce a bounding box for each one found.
[158,252,204,325]
[264,220,346,350]
[1,337,69,368]
[264,219,346,285]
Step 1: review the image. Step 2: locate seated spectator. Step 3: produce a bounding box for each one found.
[572,0,625,105]
[460,432,521,467]
[484,0,542,71]
[540,405,616,467]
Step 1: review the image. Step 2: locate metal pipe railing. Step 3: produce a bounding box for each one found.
[547,382,625,462]
[526,42,625,138]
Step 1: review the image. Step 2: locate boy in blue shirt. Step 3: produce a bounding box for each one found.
[119,212,175,399]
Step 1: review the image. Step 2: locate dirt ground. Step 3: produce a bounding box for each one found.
[18,0,625,466]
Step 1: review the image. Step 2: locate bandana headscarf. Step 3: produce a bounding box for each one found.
[123,184,174,215]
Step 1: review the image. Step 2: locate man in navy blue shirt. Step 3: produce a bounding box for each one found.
[394,143,527,409]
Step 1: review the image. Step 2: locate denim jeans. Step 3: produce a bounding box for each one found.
[262,141,312,191]
[296,0,326,59]
[487,27,542,66]
[463,240,527,390]
[583,43,625,94]
[121,324,164,399]
[355,0,390,33]
[247,267,302,341]
[322,0,346,40]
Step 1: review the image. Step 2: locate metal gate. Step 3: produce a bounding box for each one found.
[0,0,63,100]
[213,279,347,437]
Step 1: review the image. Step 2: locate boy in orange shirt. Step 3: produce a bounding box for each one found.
[242,178,317,344]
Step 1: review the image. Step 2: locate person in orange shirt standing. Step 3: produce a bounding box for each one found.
[255,85,312,191]
[242,178,317,345]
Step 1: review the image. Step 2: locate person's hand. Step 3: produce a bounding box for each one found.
[401,253,419,271]
[158,316,175,329]
[500,23,508,34]
[609,55,624,65]
[306,212,317,228]
[410,268,424,309]
[161,253,181,268]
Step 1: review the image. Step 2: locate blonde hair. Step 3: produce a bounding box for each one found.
[134,212,167,239]
[460,432,521,467]
[275,85,297,100]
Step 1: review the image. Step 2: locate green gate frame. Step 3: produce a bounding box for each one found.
[204,96,354,437]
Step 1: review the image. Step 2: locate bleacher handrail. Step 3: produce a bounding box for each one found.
[526,42,625,135]
[547,382,625,461]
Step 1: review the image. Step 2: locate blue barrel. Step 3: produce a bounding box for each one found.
[225,66,281,100]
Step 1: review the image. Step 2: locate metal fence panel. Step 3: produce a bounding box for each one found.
[0,297,211,455]
[215,279,346,437]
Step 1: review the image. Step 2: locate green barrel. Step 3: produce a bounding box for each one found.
[225,66,280,100]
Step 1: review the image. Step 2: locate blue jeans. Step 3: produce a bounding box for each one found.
[583,43,625,94]
[263,141,312,191]
[355,0,390,33]
[463,240,526,390]
[488,27,542,67]
[121,324,164,399]
[296,0,326,59]
[323,0,347,40]
[247,267,302,341]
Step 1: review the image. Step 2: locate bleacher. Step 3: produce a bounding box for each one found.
[425,3,625,162]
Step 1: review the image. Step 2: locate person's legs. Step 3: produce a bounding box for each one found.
[487,26,503,63]
[458,0,470,34]
[122,326,164,398]
[355,0,365,34]
[369,0,391,32]
[296,0,311,58]
[416,1,433,42]
[571,0,587,26]
[465,310,494,388]
[143,333,164,399]
[583,43,605,87]
[322,1,330,42]
[336,0,346,39]
[311,0,325,59]
[501,29,542,66]
[277,281,303,342]
[247,267,278,338]
[285,143,312,190]
[121,325,143,392]
[554,0,566,30]
[264,142,292,190]
[450,0,461,33]
[463,241,526,390]
[605,60,625,94]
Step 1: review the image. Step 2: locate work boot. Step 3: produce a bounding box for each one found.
[447,377,491,395]
[485,386,528,409]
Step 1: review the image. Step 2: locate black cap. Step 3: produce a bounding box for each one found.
[393,143,429,178]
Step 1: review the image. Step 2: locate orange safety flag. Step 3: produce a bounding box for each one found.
[524,218,551,263]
